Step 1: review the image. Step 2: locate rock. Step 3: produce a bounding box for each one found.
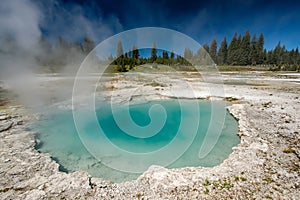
[0,121,13,132]
[262,101,272,108]
[17,121,24,125]
[0,115,10,121]
[22,189,46,199]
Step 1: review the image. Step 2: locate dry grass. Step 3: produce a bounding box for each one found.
[217,65,269,71]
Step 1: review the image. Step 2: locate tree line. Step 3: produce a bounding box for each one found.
[111,41,191,72]
[34,31,300,72]
[112,31,300,72]
[35,36,95,72]
[205,31,300,71]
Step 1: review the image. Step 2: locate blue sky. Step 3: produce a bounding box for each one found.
[38,0,300,50]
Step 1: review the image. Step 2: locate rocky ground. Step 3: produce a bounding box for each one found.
[0,71,299,199]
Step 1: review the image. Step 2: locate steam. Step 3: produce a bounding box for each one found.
[0,0,40,50]
[0,0,41,76]
[0,0,121,109]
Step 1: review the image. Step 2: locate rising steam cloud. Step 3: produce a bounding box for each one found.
[0,0,41,77]
[0,0,121,108]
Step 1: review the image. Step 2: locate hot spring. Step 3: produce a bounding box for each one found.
[35,100,240,183]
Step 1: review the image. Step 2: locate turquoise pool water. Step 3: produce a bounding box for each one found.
[35,100,240,182]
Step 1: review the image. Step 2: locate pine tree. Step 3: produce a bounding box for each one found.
[117,40,124,58]
[162,51,169,65]
[262,49,267,65]
[37,35,52,66]
[108,54,114,62]
[250,34,259,65]
[57,36,69,50]
[116,40,125,71]
[52,36,70,67]
[170,50,175,65]
[289,49,295,65]
[273,42,283,67]
[150,42,157,62]
[236,34,243,64]
[266,50,273,66]
[257,33,264,65]
[196,43,210,65]
[170,51,175,59]
[217,37,227,65]
[282,45,289,67]
[82,36,95,54]
[184,48,193,60]
[131,45,138,65]
[132,45,139,59]
[202,43,209,53]
[209,39,217,64]
[240,30,251,65]
[227,33,239,65]
[295,48,300,71]
[295,48,300,65]
[74,41,83,52]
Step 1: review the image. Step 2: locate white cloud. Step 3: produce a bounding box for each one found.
[37,0,123,43]
[0,0,41,50]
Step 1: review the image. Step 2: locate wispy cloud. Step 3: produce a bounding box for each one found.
[37,0,123,43]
